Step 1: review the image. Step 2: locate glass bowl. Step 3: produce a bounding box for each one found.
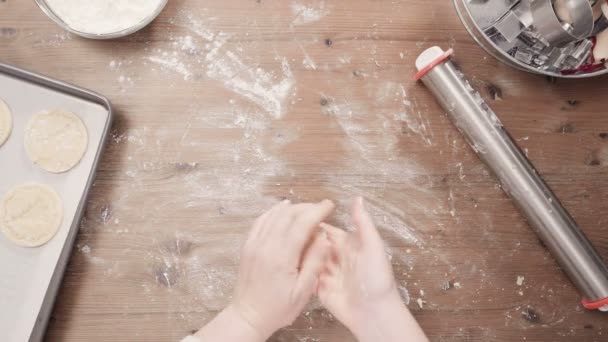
[34,0,169,40]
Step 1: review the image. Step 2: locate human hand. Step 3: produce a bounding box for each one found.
[230,199,335,340]
[318,197,428,342]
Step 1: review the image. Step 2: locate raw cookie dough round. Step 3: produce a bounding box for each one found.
[25,109,88,173]
[0,98,12,147]
[0,184,63,247]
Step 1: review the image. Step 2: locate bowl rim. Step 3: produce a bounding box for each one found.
[33,0,169,40]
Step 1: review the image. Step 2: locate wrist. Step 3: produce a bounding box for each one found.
[195,305,270,342]
[227,305,273,340]
[351,291,425,342]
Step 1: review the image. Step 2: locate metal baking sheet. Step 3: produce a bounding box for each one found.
[0,63,112,342]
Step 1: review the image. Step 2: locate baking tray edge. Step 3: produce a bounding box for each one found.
[0,62,114,342]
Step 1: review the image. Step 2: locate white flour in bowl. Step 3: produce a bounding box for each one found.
[44,0,165,35]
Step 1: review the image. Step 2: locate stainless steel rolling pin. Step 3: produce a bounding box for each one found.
[415,46,608,311]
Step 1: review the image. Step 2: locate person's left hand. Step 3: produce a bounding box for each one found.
[230,199,335,339]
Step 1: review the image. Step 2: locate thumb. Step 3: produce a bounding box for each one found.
[352,197,383,248]
[294,233,330,303]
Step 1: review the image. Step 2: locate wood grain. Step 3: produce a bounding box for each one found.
[1,0,608,341]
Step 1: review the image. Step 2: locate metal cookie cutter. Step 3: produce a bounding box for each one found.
[455,0,607,78]
[415,46,608,311]
[531,0,594,47]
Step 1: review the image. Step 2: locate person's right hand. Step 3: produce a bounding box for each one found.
[191,200,335,342]
[318,197,428,342]
[230,199,335,340]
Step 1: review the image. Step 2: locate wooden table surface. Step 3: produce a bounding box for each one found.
[2,0,608,341]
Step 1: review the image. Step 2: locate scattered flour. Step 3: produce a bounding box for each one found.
[302,55,317,70]
[318,80,468,293]
[327,185,426,248]
[77,243,107,265]
[89,9,479,334]
[398,286,411,305]
[291,1,330,26]
[206,51,296,120]
[296,336,320,342]
[455,162,466,181]
[416,297,426,309]
[80,244,91,254]
[39,32,73,47]
[142,13,296,119]
[516,275,525,286]
[111,128,145,145]
[145,54,193,81]
[448,189,456,217]
[108,58,137,93]
[394,86,434,146]
[99,205,113,225]
[320,90,440,249]
[175,35,197,54]
[184,12,216,41]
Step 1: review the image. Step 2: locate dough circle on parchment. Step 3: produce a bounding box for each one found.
[0,184,64,247]
[0,98,12,147]
[25,109,88,173]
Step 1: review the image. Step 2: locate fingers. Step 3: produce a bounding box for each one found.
[287,203,316,216]
[323,255,340,276]
[294,233,330,302]
[255,201,334,241]
[249,202,280,239]
[289,200,335,254]
[321,223,347,245]
[256,199,291,239]
[249,199,335,271]
[246,201,287,257]
[317,272,333,299]
[351,197,382,248]
[320,222,348,264]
